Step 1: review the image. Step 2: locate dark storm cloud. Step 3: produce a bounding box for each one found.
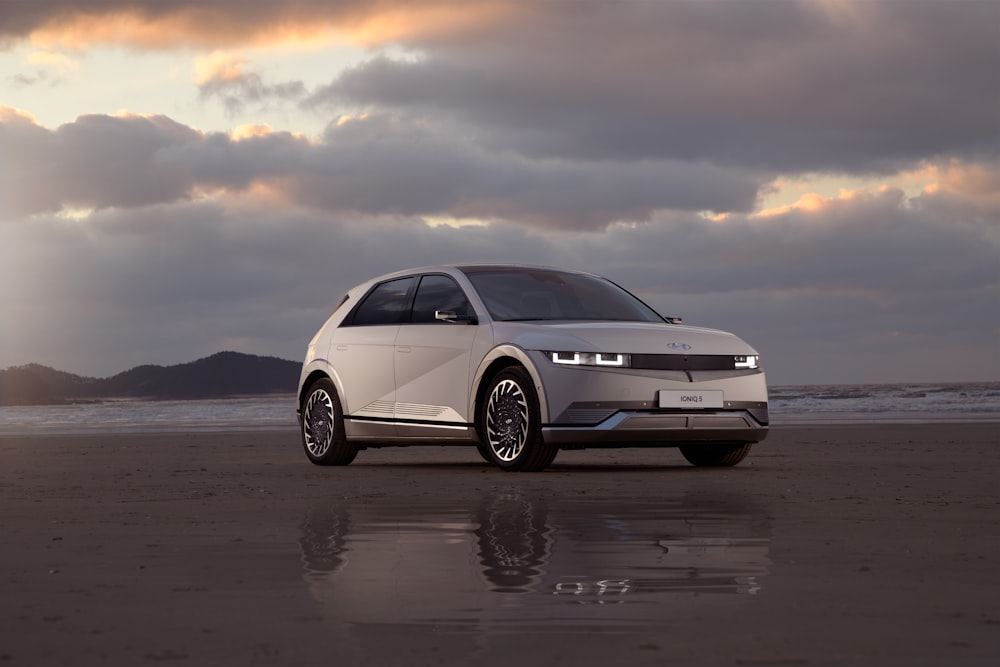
[0,111,764,226]
[310,0,1000,172]
[0,111,202,217]
[6,1,998,173]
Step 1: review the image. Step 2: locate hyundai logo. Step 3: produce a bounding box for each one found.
[666,342,692,351]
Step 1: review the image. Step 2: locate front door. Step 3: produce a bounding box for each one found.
[394,274,481,425]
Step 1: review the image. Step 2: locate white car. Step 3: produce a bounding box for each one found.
[297,265,768,471]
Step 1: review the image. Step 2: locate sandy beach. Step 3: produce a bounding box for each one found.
[2,422,998,666]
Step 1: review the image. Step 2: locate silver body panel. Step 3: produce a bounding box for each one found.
[297,265,769,449]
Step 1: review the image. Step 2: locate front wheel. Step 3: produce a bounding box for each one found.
[301,378,358,466]
[480,367,557,471]
[679,442,752,467]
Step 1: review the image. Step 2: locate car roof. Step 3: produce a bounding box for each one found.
[352,264,609,292]
[456,263,588,274]
[375,263,603,278]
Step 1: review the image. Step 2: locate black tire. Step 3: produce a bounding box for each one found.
[480,367,558,472]
[475,441,494,464]
[301,378,358,466]
[679,442,753,467]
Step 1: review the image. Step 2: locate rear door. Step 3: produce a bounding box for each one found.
[332,276,415,421]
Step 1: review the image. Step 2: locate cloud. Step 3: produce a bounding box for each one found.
[0,0,510,49]
[913,160,1000,218]
[4,50,77,88]
[2,1,998,385]
[27,49,78,69]
[0,109,764,227]
[307,1,1000,172]
[193,51,246,85]
[7,2,999,175]
[195,53,308,115]
[0,108,203,217]
[2,181,997,383]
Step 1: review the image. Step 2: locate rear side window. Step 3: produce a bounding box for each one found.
[410,275,473,323]
[349,277,415,326]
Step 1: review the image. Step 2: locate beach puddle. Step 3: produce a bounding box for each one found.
[297,488,771,636]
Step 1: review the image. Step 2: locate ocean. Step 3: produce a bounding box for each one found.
[0,383,997,436]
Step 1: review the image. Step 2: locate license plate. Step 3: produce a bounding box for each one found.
[658,390,724,408]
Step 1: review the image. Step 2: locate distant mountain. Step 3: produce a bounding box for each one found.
[0,352,300,406]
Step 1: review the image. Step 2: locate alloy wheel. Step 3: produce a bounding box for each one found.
[303,388,335,458]
[486,378,529,462]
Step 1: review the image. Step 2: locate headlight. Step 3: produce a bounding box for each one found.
[549,352,631,368]
[734,355,759,369]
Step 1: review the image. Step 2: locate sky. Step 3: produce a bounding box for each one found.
[1,0,998,386]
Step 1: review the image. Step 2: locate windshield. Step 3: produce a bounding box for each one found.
[463,268,664,322]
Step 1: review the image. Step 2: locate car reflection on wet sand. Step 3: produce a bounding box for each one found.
[298,488,771,637]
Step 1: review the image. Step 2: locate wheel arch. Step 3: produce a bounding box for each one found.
[298,361,347,414]
[471,346,549,437]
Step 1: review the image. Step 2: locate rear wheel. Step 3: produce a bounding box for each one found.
[301,378,358,466]
[481,367,557,471]
[680,442,752,467]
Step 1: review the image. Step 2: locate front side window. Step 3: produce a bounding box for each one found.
[349,277,415,326]
[410,275,473,323]
[463,268,663,322]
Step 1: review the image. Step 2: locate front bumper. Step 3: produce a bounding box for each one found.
[542,408,768,447]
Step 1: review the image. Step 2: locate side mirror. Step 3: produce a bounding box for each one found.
[435,310,478,325]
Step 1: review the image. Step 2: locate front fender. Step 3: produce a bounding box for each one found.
[470,344,551,423]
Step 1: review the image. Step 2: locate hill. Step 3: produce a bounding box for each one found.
[0,352,300,406]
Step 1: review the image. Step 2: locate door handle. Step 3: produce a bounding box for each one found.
[397,346,412,353]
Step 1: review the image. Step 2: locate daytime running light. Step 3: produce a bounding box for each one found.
[550,352,631,368]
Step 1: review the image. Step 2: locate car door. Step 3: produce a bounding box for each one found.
[332,276,415,424]
[393,274,483,427]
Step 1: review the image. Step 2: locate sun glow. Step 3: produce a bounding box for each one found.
[754,192,836,218]
[56,207,95,221]
[424,216,491,229]
[230,124,274,141]
[27,51,79,70]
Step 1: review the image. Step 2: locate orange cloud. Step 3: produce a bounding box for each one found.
[23,2,517,50]
[751,162,995,221]
[29,7,337,50]
[0,105,40,125]
[753,192,840,218]
[911,159,1000,211]
[194,51,246,85]
[229,123,274,141]
[340,2,517,46]
[27,50,79,70]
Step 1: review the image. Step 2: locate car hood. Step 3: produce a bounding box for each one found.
[491,321,759,356]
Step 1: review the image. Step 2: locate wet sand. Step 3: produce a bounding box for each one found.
[2,423,999,666]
